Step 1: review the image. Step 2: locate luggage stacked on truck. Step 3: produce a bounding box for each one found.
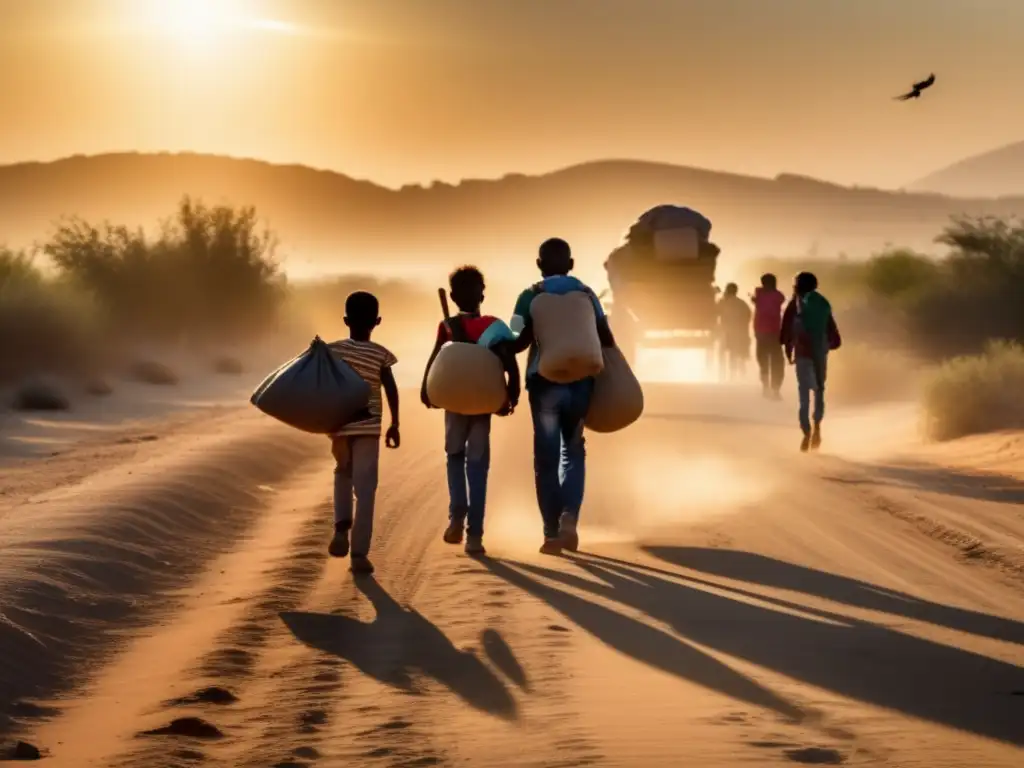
[605,204,719,297]
[603,205,721,337]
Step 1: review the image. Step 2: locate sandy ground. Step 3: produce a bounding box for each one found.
[1,371,1023,767]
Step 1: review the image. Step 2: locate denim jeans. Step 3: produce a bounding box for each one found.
[795,354,827,433]
[528,377,594,538]
[445,412,492,536]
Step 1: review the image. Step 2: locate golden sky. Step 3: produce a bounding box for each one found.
[1,0,1022,189]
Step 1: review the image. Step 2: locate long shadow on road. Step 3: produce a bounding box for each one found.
[644,546,1024,646]
[280,576,518,721]
[482,554,1024,745]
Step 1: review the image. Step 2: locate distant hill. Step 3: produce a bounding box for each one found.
[3,152,1024,285]
[910,141,1024,198]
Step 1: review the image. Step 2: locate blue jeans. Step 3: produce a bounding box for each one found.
[795,355,827,433]
[445,412,492,536]
[528,377,594,538]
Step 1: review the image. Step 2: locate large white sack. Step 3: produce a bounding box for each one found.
[426,341,507,415]
[585,346,644,433]
[251,336,371,434]
[531,291,604,383]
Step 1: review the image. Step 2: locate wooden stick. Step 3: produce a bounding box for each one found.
[438,287,451,319]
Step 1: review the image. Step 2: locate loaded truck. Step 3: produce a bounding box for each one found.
[600,205,721,367]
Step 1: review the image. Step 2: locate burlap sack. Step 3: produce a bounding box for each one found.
[251,336,370,434]
[426,342,507,415]
[531,291,603,383]
[585,346,643,433]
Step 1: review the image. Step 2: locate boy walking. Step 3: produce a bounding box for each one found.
[780,272,842,452]
[752,273,787,398]
[421,266,520,556]
[510,238,615,555]
[327,291,400,574]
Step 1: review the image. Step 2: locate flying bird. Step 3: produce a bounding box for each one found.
[895,73,936,101]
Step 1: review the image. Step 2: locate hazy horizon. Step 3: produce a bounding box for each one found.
[3,0,1023,191]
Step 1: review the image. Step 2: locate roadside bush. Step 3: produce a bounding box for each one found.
[860,248,939,300]
[43,196,286,344]
[0,248,99,383]
[922,341,1024,441]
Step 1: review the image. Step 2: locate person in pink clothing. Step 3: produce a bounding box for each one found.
[751,273,787,399]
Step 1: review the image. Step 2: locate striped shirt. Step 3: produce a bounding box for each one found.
[327,339,398,437]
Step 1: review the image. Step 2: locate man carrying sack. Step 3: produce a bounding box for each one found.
[510,238,616,555]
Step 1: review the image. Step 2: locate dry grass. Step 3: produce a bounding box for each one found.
[922,341,1024,441]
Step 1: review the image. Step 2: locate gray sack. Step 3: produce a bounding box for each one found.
[250,336,371,434]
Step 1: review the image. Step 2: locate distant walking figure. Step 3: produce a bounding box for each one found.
[780,272,842,453]
[716,283,751,382]
[895,73,935,101]
[751,273,786,399]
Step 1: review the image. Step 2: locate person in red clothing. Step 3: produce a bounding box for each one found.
[751,273,787,399]
[420,266,520,555]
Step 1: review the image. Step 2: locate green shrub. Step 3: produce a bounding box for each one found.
[43,196,286,343]
[922,341,1024,440]
[0,248,100,383]
[861,249,939,299]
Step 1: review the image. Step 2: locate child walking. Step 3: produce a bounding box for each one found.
[327,291,400,574]
[780,272,842,452]
[421,266,520,556]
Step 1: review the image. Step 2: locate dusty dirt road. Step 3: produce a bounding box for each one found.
[1,382,1022,767]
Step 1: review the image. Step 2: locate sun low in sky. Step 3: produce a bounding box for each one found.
[142,0,299,47]
[3,0,1024,190]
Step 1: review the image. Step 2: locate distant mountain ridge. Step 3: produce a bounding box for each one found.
[910,140,1024,198]
[3,152,1024,281]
